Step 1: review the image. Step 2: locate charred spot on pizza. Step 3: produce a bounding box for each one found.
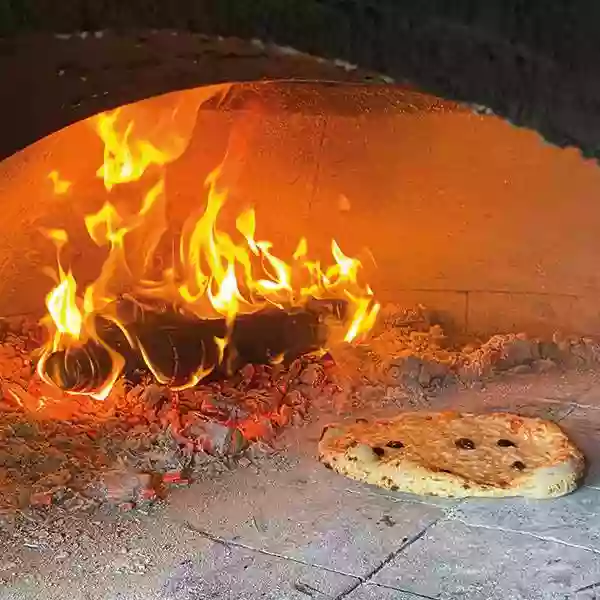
[390,485,399,491]
[372,446,385,457]
[497,439,517,448]
[356,418,369,424]
[319,426,331,441]
[386,441,404,449]
[511,460,526,471]
[322,462,333,470]
[455,438,476,450]
[431,466,449,474]
[439,469,452,474]
[347,455,358,462]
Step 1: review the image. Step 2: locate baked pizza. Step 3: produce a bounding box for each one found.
[318,412,584,499]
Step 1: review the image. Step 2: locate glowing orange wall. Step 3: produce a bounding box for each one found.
[1,83,600,335]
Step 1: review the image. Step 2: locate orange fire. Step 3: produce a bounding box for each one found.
[39,228,82,344]
[37,107,380,397]
[48,170,72,195]
[96,108,170,190]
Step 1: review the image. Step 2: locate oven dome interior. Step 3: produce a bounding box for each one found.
[1,81,599,337]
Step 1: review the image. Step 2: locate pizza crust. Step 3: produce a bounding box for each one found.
[318,412,585,499]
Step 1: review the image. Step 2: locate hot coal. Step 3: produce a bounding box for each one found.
[42,299,342,394]
[0,341,335,513]
[3,302,600,517]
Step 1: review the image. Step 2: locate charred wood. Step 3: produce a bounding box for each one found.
[42,299,345,393]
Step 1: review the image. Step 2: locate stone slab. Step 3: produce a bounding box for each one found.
[373,519,600,600]
[434,385,574,422]
[0,504,358,600]
[159,545,357,600]
[346,583,426,599]
[165,454,443,578]
[464,371,597,403]
[340,483,459,511]
[454,486,600,552]
[572,379,600,408]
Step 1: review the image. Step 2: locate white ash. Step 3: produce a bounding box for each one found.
[327,304,600,410]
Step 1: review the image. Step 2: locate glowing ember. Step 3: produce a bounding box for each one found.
[37,106,380,398]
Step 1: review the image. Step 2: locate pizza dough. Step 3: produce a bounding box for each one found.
[318,411,585,499]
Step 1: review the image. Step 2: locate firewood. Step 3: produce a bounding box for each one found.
[42,298,346,393]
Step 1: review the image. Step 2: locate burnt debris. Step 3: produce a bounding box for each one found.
[40,298,343,394]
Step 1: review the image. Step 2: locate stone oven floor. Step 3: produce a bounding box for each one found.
[2,371,600,600]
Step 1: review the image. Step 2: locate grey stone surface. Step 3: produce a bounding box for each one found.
[159,545,357,600]
[5,373,600,599]
[166,454,443,578]
[346,583,426,599]
[439,371,600,406]
[373,520,600,600]
[573,383,600,408]
[0,508,358,600]
[435,385,574,422]
[453,486,600,552]
[558,406,600,487]
[341,483,459,510]
[502,371,600,403]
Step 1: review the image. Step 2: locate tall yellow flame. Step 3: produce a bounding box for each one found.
[39,229,82,350]
[40,107,380,398]
[46,272,82,339]
[96,109,169,191]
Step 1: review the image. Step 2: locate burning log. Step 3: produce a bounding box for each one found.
[41,299,346,394]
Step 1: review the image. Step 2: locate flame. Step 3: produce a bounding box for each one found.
[48,170,71,195]
[39,108,380,398]
[293,237,308,260]
[344,287,381,344]
[46,272,82,339]
[95,109,169,190]
[39,229,82,350]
